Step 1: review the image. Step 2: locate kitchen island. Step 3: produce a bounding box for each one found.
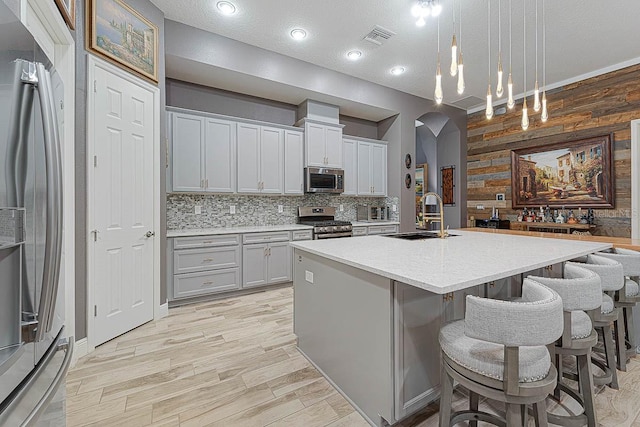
[290,230,611,426]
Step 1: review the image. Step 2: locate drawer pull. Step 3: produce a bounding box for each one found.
[202,258,214,262]
[202,241,213,244]
[201,281,214,287]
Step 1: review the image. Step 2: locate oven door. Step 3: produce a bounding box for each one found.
[305,168,344,194]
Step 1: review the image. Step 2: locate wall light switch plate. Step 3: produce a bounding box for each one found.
[305,270,314,284]
[339,204,344,212]
[392,204,397,212]
[278,205,283,213]
[194,205,202,215]
[230,205,236,214]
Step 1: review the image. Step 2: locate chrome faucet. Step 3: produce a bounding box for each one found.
[420,192,448,238]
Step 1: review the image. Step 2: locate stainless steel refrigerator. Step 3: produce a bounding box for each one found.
[0,1,73,425]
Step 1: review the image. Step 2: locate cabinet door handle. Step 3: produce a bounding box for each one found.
[201,179,204,188]
[202,281,214,287]
[264,247,268,256]
[205,178,209,188]
[269,247,272,256]
[202,258,214,262]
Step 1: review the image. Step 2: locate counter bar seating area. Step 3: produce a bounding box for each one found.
[438,248,640,427]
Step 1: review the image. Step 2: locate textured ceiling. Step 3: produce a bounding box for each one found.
[151,0,640,111]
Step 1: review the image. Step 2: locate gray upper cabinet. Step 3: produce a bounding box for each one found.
[171,112,204,192]
[237,123,284,194]
[204,117,236,193]
[304,120,343,168]
[284,130,304,194]
[342,138,358,196]
[169,111,236,193]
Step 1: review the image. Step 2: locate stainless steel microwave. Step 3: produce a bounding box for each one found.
[304,167,344,194]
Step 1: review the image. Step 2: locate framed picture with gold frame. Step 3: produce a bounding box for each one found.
[54,0,75,30]
[87,0,159,83]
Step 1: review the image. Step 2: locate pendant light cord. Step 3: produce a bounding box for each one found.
[542,0,546,88]
[509,0,512,72]
[459,0,462,52]
[487,0,491,83]
[535,0,539,80]
[523,0,526,92]
[498,0,502,55]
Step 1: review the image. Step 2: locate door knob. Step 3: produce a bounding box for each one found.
[145,231,155,238]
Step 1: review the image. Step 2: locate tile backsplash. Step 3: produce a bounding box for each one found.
[167,194,400,229]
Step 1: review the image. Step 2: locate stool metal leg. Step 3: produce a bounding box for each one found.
[577,352,598,427]
[601,323,619,389]
[439,364,454,427]
[625,306,636,355]
[469,391,479,427]
[615,312,627,371]
[506,403,522,426]
[532,401,548,427]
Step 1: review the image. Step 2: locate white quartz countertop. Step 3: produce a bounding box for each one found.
[167,224,313,237]
[352,221,400,227]
[290,230,612,294]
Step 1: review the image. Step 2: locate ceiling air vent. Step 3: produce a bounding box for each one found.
[364,25,396,46]
[451,96,484,110]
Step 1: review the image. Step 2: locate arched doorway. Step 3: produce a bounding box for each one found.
[415,112,463,229]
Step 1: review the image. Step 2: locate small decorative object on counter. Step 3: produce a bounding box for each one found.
[555,210,565,224]
[587,208,595,225]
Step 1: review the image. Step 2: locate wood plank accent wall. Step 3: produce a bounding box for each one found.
[466,64,640,237]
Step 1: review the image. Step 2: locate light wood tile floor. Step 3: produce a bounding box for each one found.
[67,286,640,426]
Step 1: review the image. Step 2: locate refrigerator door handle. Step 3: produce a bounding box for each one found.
[34,63,63,341]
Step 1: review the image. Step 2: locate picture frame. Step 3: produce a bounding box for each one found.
[510,134,614,209]
[441,165,455,206]
[87,0,159,83]
[55,0,75,30]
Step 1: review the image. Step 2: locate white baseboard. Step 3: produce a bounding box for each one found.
[158,302,169,319]
[72,338,88,367]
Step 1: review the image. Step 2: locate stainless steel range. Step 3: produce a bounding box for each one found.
[298,207,352,239]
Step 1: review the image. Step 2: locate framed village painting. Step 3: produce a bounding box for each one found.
[88,0,158,83]
[511,134,614,209]
[54,0,75,30]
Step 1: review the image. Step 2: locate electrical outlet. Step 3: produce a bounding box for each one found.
[339,204,344,212]
[305,270,314,284]
[278,205,283,213]
[476,205,485,210]
[230,205,236,214]
[392,204,397,212]
[194,205,202,215]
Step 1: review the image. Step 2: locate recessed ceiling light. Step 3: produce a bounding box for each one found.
[290,28,307,40]
[390,66,406,76]
[346,50,362,61]
[216,1,236,15]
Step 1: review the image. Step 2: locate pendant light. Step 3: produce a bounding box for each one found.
[450,0,457,76]
[521,0,529,130]
[457,0,465,94]
[533,0,541,112]
[541,0,549,122]
[496,0,504,98]
[434,17,443,104]
[507,0,515,109]
[485,0,493,120]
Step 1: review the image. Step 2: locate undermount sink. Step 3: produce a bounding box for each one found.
[385,231,457,240]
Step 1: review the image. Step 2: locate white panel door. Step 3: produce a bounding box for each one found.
[342,139,358,195]
[284,130,304,194]
[237,123,261,193]
[172,113,203,192]
[92,66,155,346]
[204,117,236,192]
[260,126,283,194]
[325,126,343,168]
[357,142,372,195]
[371,143,387,196]
[305,122,326,166]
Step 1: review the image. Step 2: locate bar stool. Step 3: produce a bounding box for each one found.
[571,254,626,388]
[439,278,563,427]
[597,248,640,362]
[529,263,602,427]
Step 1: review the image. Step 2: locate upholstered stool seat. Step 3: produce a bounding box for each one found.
[438,279,563,427]
[439,321,552,383]
[625,278,639,297]
[601,293,615,314]
[571,311,594,339]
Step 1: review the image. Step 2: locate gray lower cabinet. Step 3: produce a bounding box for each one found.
[242,234,292,288]
[352,224,398,236]
[169,235,242,300]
